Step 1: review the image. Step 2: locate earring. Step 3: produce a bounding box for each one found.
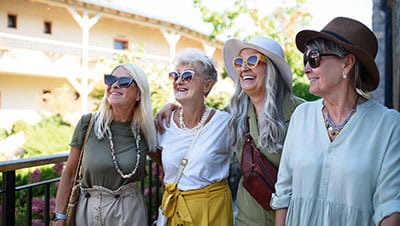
[342,74,347,79]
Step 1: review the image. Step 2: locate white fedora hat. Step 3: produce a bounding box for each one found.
[223,36,292,90]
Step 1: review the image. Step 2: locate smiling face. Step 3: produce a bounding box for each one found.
[173,64,210,105]
[106,66,140,108]
[236,48,268,97]
[304,49,346,97]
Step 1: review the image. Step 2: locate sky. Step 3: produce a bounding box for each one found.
[91,0,373,40]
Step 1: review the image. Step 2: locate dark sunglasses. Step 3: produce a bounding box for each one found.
[104,75,135,88]
[169,70,195,83]
[232,54,268,70]
[303,49,345,68]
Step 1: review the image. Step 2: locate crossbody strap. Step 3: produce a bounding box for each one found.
[173,110,210,184]
[72,113,95,186]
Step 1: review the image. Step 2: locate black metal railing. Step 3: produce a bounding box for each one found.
[0,153,162,226]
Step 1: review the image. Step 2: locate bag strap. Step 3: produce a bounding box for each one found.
[72,113,95,186]
[173,113,207,184]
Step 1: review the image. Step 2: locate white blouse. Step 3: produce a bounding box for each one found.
[157,109,231,191]
[271,99,400,225]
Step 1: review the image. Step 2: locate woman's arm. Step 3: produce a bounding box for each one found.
[53,147,81,226]
[154,103,179,134]
[275,208,288,226]
[380,213,400,226]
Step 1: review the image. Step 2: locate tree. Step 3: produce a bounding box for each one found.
[193,0,319,101]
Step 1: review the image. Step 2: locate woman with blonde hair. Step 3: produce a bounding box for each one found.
[54,63,156,225]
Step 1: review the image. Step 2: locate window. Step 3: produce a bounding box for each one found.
[44,21,52,34]
[7,14,17,28]
[114,39,129,50]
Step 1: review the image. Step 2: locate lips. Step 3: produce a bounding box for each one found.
[308,76,319,82]
[110,90,123,95]
[176,87,188,92]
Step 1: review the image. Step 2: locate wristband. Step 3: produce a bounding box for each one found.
[55,213,67,220]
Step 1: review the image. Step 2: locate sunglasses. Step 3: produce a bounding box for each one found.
[104,75,135,88]
[303,49,345,68]
[232,54,268,70]
[169,70,195,83]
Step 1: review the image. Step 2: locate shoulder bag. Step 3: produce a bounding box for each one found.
[66,113,95,226]
[240,118,278,211]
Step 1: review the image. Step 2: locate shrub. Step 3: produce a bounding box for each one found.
[22,114,73,158]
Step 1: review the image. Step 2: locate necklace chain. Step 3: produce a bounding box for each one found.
[105,126,141,179]
[323,96,359,136]
[179,105,211,132]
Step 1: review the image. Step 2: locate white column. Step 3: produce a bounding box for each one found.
[162,30,181,65]
[203,44,216,58]
[68,7,101,113]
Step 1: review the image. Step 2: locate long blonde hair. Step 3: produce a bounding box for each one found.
[94,63,156,151]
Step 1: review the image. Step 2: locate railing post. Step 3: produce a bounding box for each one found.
[2,171,16,226]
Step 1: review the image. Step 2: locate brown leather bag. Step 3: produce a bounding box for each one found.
[240,120,278,210]
[65,113,95,226]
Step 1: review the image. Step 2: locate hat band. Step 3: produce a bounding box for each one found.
[321,30,353,45]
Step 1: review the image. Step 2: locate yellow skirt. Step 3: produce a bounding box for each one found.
[161,180,233,226]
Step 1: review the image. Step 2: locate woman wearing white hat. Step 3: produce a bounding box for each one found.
[223,36,304,226]
[155,36,304,225]
[272,17,400,225]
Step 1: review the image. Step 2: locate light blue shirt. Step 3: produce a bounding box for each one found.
[271,99,400,225]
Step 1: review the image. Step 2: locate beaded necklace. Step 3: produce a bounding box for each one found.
[179,105,211,132]
[323,95,359,136]
[105,125,141,179]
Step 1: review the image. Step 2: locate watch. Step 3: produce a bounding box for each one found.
[55,213,67,220]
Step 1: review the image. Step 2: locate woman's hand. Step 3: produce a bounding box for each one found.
[380,213,400,226]
[52,219,66,226]
[154,103,179,134]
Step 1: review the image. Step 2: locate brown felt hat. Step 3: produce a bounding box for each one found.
[296,17,379,91]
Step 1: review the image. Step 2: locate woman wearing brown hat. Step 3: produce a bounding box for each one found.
[271,17,400,225]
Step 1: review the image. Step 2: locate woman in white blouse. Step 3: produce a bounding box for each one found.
[155,48,233,225]
[271,17,400,226]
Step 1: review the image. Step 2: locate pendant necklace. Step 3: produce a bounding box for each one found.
[323,95,359,136]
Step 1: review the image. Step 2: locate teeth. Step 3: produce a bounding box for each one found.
[309,77,318,82]
[243,75,255,81]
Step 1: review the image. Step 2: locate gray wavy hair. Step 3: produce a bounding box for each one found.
[228,60,289,154]
[94,63,157,151]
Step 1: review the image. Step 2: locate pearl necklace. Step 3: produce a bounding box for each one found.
[323,96,358,136]
[105,125,141,179]
[179,105,211,132]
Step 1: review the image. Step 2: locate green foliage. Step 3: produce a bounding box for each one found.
[11,120,30,134]
[22,114,73,158]
[0,127,9,141]
[192,0,317,101]
[206,91,231,109]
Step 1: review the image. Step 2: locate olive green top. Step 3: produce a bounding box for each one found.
[70,113,148,190]
[239,94,305,167]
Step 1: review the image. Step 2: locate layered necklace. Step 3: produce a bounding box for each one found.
[179,105,211,132]
[323,95,359,136]
[105,125,141,179]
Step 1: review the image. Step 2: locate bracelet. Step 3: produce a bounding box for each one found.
[55,213,67,220]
